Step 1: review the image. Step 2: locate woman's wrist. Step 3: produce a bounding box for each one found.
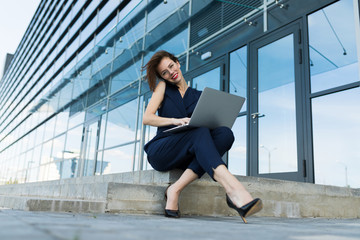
[170,118,176,125]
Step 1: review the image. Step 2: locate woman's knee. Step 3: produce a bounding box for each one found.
[216,126,235,143]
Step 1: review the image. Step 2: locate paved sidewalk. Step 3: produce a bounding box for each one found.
[0,208,359,240]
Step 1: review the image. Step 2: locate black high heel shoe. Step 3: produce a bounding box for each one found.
[164,185,180,218]
[226,194,263,224]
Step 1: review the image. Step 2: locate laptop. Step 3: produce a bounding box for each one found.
[163,87,245,133]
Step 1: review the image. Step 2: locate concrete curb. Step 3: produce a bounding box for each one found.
[0,170,359,218]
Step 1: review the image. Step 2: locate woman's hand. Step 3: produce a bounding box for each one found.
[172,117,191,126]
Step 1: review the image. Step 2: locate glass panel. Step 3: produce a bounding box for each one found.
[38,164,50,181]
[312,88,360,188]
[102,143,135,174]
[47,161,61,181]
[54,109,69,136]
[26,167,38,183]
[147,0,188,30]
[111,60,142,94]
[35,124,45,146]
[230,46,247,111]
[104,98,138,148]
[24,150,34,182]
[98,115,107,151]
[228,116,246,175]
[95,150,103,175]
[308,0,359,92]
[83,122,98,176]
[72,64,91,100]
[68,112,85,129]
[62,125,83,178]
[143,106,157,170]
[61,157,79,179]
[43,117,56,141]
[192,67,220,91]
[32,145,42,169]
[64,125,83,156]
[143,27,188,65]
[258,34,297,173]
[51,134,66,163]
[41,140,53,165]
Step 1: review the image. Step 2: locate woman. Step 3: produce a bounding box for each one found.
[142,50,262,223]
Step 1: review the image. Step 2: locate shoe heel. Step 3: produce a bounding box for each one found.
[240,216,247,224]
[225,194,262,224]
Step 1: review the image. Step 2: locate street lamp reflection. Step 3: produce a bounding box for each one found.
[260,145,277,173]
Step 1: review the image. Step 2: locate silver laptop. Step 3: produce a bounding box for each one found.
[163,87,245,133]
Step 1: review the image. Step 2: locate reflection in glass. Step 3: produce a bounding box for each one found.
[312,88,360,188]
[41,140,53,165]
[38,163,50,181]
[95,150,103,175]
[228,116,246,175]
[258,34,297,173]
[32,145,42,167]
[104,98,138,148]
[57,83,73,110]
[146,0,188,31]
[62,125,83,178]
[143,113,157,171]
[102,144,134,174]
[61,158,79,179]
[308,0,359,92]
[111,60,142,94]
[72,65,91,100]
[192,67,220,91]
[51,134,65,163]
[230,46,247,111]
[27,167,38,183]
[83,122,98,176]
[24,150,34,183]
[68,112,85,129]
[43,117,55,141]
[47,162,61,181]
[54,110,69,136]
[144,28,188,65]
[98,115,107,151]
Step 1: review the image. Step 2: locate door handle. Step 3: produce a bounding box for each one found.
[251,112,265,119]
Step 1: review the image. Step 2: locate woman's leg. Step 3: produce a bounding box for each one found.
[165,169,198,210]
[165,127,236,210]
[213,165,253,207]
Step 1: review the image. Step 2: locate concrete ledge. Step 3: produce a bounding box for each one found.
[0,170,359,218]
[106,183,166,214]
[0,195,106,213]
[26,199,106,213]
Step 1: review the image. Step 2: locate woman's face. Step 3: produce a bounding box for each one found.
[156,57,183,85]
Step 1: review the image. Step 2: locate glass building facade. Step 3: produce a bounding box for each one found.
[0,0,359,188]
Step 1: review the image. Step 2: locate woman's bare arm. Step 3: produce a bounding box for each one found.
[143,81,190,127]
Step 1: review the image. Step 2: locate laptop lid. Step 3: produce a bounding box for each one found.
[164,87,245,133]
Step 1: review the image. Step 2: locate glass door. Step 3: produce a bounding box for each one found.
[79,118,101,176]
[249,21,307,181]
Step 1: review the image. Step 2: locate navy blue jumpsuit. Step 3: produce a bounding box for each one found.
[144,82,235,179]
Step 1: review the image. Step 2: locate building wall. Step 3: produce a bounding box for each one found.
[0,0,359,188]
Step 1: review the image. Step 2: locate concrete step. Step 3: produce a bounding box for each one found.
[0,196,106,213]
[0,170,359,218]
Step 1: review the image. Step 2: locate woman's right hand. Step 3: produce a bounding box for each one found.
[172,117,191,126]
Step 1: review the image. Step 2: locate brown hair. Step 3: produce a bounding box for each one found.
[143,50,179,91]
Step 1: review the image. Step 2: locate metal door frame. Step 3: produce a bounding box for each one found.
[248,19,311,182]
